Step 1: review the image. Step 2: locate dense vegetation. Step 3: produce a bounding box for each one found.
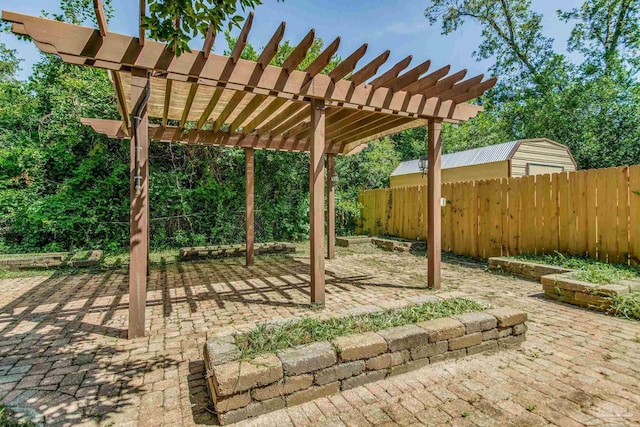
[0,0,638,254]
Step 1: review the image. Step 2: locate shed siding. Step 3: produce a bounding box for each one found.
[510,140,576,177]
[390,161,509,188]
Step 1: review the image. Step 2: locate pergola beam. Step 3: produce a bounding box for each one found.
[229,94,268,132]
[139,0,145,45]
[197,87,224,130]
[282,29,315,73]
[180,84,198,129]
[2,12,486,121]
[369,55,412,89]
[389,59,431,92]
[450,77,498,104]
[80,118,345,153]
[328,43,368,81]
[202,25,216,59]
[421,69,468,99]
[350,50,390,86]
[162,80,172,127]
[304,37,341,79]
[257,22,286,69]
[231,11,254,63]
[403,65,451,95]
[92,0,108,36]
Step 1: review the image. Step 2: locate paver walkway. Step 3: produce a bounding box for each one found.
[0,245,638,426]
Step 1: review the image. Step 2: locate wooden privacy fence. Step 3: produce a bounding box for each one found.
[358,165,640,264]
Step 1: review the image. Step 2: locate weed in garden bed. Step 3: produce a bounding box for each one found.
[608,292,640,321]
[514,253,639,284]
[235,298,488,358]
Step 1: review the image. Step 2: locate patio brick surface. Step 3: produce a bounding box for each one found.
[0,246,638,426]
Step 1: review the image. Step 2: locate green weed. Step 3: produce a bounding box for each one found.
[235,298,488,358]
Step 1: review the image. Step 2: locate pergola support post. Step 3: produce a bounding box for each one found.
[310,99,326,304]
[326,153,336,260]
[427,118,442,289]
[128,68,150,339]
[245,148,255,267]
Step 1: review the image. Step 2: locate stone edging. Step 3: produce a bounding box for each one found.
[203,306,528,425]
[0,250,103,270]
[335,236,371,247]
[488,256,572,281]
[179,242,295,261]
[541,272,640,309]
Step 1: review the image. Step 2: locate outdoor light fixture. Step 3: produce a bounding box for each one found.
[419,155,428,176]
[331,171,338,188]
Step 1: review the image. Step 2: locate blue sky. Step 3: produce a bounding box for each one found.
[1,0,583,81]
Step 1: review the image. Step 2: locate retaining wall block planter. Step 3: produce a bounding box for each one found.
[488,257,573,281]
[541,272,640,311]
[371,237,426,252]
[0,250,103,270]
[203,306,528,425]
[180,242,295,261]
[335,236,372,247]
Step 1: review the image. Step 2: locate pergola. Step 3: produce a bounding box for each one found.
[2,2,496,339]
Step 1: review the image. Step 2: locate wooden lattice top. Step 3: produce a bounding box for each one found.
[3,7,497,154]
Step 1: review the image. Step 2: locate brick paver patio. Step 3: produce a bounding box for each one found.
[0,245,638,426]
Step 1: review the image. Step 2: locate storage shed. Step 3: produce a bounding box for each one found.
[390,138,577,188]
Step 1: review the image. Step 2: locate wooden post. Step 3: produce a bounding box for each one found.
[245,148,255,267]
[310,99,326,304]
[326,153,336,259]
[427,118,442,289]
[128,69,150,339]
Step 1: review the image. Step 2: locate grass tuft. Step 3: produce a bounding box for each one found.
[514,252,639,284]
[607,292,640,321]
[235,298,488,358]
[0,406,35,427]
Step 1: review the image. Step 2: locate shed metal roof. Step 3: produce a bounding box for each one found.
[391,140,520,176]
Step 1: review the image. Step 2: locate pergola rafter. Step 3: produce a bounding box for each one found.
[3,4,497,339]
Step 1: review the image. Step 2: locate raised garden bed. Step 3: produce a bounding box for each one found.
[371,237,426,252]
[336,235,371,247]
[541,272,640,310]
[180,242,295,261]
[488,256,572,281]
[203,298,527,425]
[0,250,103,270]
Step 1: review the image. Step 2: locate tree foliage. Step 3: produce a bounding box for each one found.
[143,0,280,55]
[1,0,639,254]
[416,0,640,169]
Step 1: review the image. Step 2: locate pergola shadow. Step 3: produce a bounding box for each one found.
[0,255,426,342]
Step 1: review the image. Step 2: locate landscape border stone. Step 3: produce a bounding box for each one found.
[202,301,528,425]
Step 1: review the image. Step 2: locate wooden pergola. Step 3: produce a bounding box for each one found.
[2,2,496,339]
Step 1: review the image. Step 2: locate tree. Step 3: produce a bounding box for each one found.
[559,0,640,74]
[0,43,21,81]
[424,0,556,89]
[143,0,280,55]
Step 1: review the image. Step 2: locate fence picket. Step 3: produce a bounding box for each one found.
[358,165,637,264]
